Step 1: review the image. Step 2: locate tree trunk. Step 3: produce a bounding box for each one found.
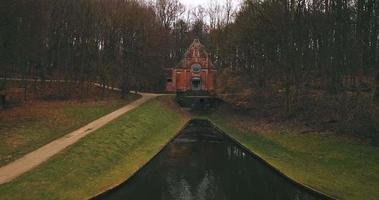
[101,82,106,100]
[22,74,28,102]
[0,95,6,109]
[376,68,379,103]
[121,76,130,99]
[1,71,7,91]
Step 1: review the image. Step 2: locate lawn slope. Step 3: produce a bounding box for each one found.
[0,94,140,166]
[0,96,189,200]
[206,106,379,200]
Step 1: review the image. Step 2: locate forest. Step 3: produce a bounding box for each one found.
[1,0,378,141]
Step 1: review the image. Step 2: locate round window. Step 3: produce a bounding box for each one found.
[191,64,201,73]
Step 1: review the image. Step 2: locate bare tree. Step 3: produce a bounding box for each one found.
[224,0,233,25]
[207,0,223,29]
[155,0,185,30]
[191,5,206,23]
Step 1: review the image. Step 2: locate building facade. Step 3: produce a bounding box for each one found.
[166,39,217,94]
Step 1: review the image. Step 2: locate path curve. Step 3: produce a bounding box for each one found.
[0,93,160,184]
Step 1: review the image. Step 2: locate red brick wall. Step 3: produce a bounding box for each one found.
[173,68,216,92]
[167,40,217,93]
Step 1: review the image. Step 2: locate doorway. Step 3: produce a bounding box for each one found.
[191,77,201,91]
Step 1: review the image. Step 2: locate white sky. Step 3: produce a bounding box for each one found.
[180,0,208,8]
[179,0,241,9]
[179,0,242,24]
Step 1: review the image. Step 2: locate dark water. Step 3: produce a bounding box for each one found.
[95,120,328,200]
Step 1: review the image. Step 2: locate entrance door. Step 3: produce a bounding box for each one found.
[191,77,201,91]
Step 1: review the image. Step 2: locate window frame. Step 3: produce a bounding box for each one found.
[191,64,202,73]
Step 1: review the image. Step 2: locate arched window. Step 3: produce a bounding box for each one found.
[191,77,201,91]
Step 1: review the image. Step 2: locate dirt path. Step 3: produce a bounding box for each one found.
[0,93,160,184]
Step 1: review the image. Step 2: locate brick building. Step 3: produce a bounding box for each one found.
[166,39,217,94]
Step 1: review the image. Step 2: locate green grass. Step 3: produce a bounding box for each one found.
[0,96,189,199]
[0,94,141,166]
[2,95,376,200]
[202,107,379,200]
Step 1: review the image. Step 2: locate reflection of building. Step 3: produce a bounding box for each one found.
[166,39,216,94]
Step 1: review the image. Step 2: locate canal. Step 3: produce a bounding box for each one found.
[95,120,328,200]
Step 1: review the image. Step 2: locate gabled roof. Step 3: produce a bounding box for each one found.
[183,39,209,59]
[175,39,215,69]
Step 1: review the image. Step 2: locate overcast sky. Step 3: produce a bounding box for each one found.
[179,0,241,9]
[180,0,208,8]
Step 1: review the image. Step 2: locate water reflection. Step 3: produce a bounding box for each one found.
[95,120,328,200]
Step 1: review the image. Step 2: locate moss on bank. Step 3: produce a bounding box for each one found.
[0,96,189,199]
[204,106,379,200]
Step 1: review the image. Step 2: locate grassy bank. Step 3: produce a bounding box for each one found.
[0,94,140,166]
[0,96,189,199]
[204,105,379,200]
